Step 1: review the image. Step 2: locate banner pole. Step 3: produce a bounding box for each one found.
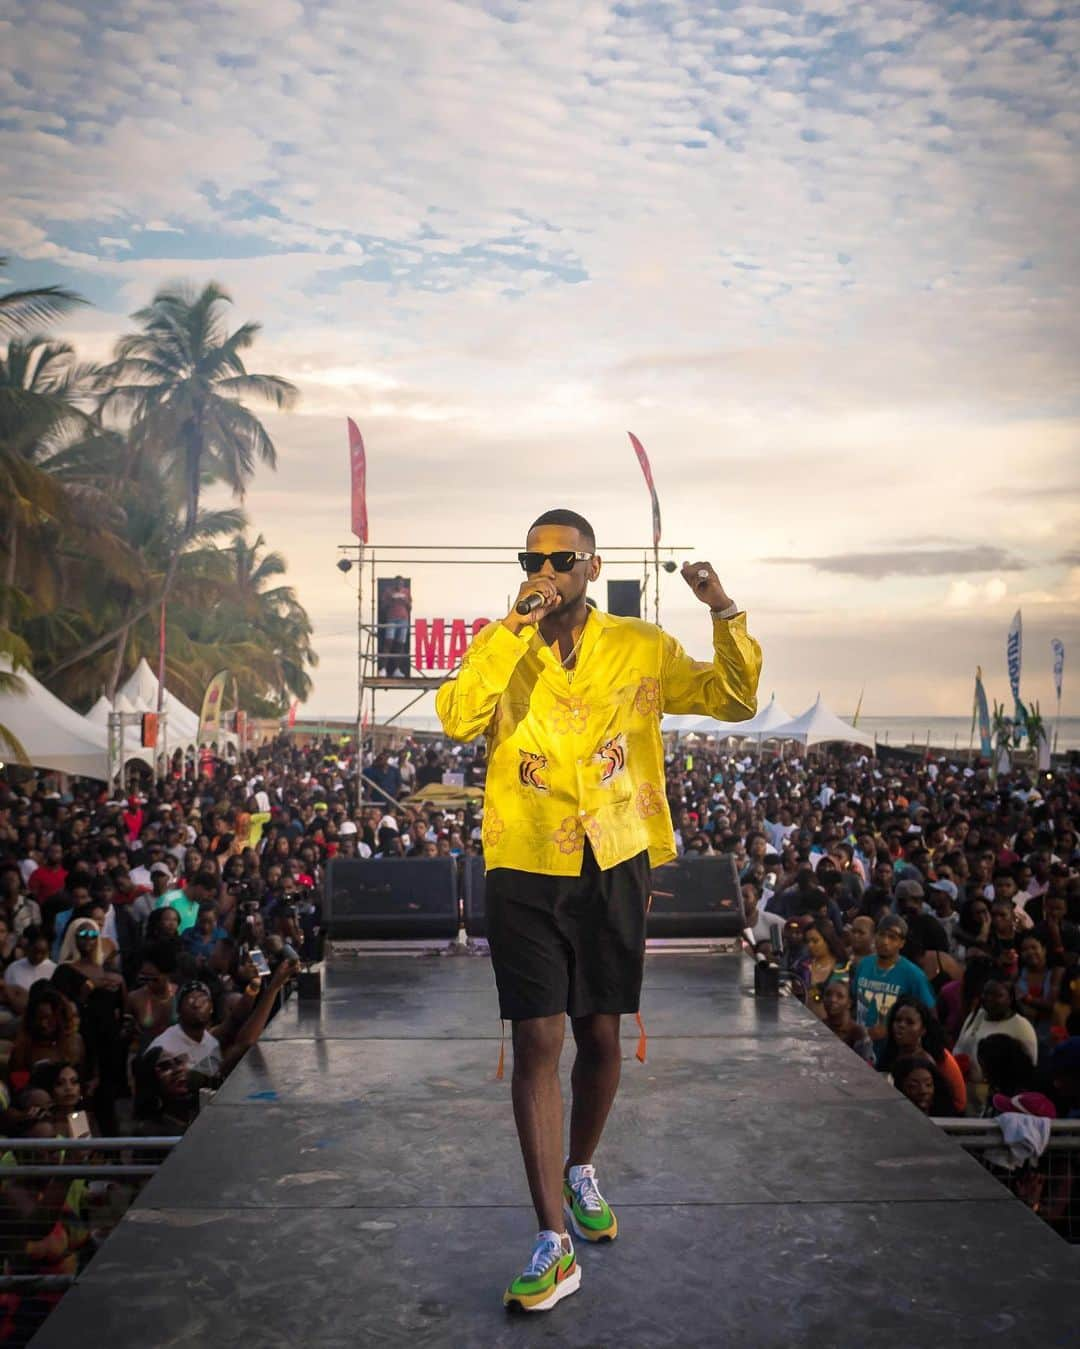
[356,543,366,805]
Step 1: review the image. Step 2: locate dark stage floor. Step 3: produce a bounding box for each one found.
[33,951,1080,1347]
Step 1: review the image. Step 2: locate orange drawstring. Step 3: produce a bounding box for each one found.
[635,1010,647,1064]
[495,1018,506,1080]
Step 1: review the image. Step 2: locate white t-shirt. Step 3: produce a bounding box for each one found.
[4,957,58,992]
[149,1023,222,1074]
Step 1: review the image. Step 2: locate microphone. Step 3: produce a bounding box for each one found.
[515,592,546,617]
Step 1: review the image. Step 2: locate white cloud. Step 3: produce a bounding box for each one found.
[1,0,1077,715]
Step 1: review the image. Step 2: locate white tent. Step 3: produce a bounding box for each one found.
[702,692,796,741]
[86,694,113,728]
[0,660,110,779]
[117,658,201,749]
[768,694,877,752]
[663,693,795,742]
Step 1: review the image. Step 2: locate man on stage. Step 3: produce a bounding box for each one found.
[435,509,761,1312]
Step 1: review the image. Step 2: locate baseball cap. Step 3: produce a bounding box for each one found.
[176,979,212,1006]
[894,879,925,901]
[339,821,358,835]
[929,880,959,902]
[991,1091,1057,1120]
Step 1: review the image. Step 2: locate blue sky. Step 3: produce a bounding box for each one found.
[2,0,1078,716]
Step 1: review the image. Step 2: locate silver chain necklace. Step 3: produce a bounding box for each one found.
[552,626,586,681]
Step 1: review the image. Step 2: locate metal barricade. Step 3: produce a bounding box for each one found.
[934,1118,1080,1244]
[0,1136,180,1346]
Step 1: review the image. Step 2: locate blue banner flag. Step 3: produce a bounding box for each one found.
[1006,609,1026,740]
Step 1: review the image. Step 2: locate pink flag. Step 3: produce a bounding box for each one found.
[348,418,369,542]
[287,699,298,729]
[628,432,661,547]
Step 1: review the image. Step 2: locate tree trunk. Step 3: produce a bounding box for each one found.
[0,519,15,630]
[44,545,185,681]
[106,622,130,700]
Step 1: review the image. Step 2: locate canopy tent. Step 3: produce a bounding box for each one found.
[86,693,138,726]
[0,659,110,779]
[662,693,795,742]
[118,658,201,747]
[702,693,796,742]
[768,694,877,752]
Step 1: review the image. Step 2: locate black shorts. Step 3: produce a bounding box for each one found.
[485,841,649,1022]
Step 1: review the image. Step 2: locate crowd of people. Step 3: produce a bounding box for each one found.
[0,727,1077,1323]
[666,737,1080,1237]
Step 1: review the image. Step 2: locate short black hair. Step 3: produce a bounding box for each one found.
[527,509,595,550]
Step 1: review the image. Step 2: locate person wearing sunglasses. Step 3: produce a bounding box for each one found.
[436,507,761,1312]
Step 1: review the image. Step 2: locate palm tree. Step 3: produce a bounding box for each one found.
[0,261,85,756]
[0,257,86,337]
[98,282,298,534]
[50,283,299,683]
[183,532,317,713]
[0,336,105,628]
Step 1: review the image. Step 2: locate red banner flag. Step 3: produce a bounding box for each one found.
[287,699,298,728]
[628,431,661,547]
[348,417,369,542]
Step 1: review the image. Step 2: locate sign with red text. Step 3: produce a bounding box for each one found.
[414,618,492,670]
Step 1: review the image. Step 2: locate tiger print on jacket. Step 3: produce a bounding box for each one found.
[593,732,627,787]
[518,749,550,792]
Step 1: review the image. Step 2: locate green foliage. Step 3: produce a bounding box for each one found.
[1,270,314,722]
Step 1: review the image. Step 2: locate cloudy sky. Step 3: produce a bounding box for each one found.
[3,0,1078,720]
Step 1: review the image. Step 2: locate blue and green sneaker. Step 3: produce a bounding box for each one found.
[503,1231,581,1312]
[563,1163,618,1242]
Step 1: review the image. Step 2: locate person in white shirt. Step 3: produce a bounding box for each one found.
[3,928,57,1013]
[742,881,785,954]
[149,981,222,1076]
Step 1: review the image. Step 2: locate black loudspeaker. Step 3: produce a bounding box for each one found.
[324,858,458,939]
[462,854,487,937]
[607,580,641,618]
[647,854,745,938]
[463,853,743,940]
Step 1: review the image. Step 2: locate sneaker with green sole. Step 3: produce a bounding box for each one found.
[503,1231,581,1313]
[563,1163,618,1242]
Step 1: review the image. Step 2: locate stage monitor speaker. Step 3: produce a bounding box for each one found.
[462,854,487,937]
[324,857,458,939]
[607,579,641,618]
[647,854,745,938]
[464,853,743,940]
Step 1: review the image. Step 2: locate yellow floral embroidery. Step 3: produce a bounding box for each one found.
[553,815,587,855]
[482,804,506,849]
[550,695,591,736]
[582,812,603,847]
[634,677,661,717]
[635,782,664,819]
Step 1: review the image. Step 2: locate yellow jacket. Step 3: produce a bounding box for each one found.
[435,608,762,875]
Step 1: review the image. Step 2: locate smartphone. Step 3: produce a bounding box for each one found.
[68,1110,91,1139]
[249,948,271,979]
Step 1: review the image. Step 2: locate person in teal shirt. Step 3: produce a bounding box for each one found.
[851,914,938,1067]
[153,872,216,934]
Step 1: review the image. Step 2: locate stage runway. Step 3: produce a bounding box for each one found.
[33,951,1080,1348]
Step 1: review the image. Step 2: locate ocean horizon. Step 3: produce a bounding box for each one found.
[300,712,1080,754]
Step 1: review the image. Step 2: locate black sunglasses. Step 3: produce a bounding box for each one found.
[518,550,594,574]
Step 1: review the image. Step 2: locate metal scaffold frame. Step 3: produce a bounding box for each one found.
[332,542,696,766]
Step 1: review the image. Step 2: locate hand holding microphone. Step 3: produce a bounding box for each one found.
[504,577,560,633]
